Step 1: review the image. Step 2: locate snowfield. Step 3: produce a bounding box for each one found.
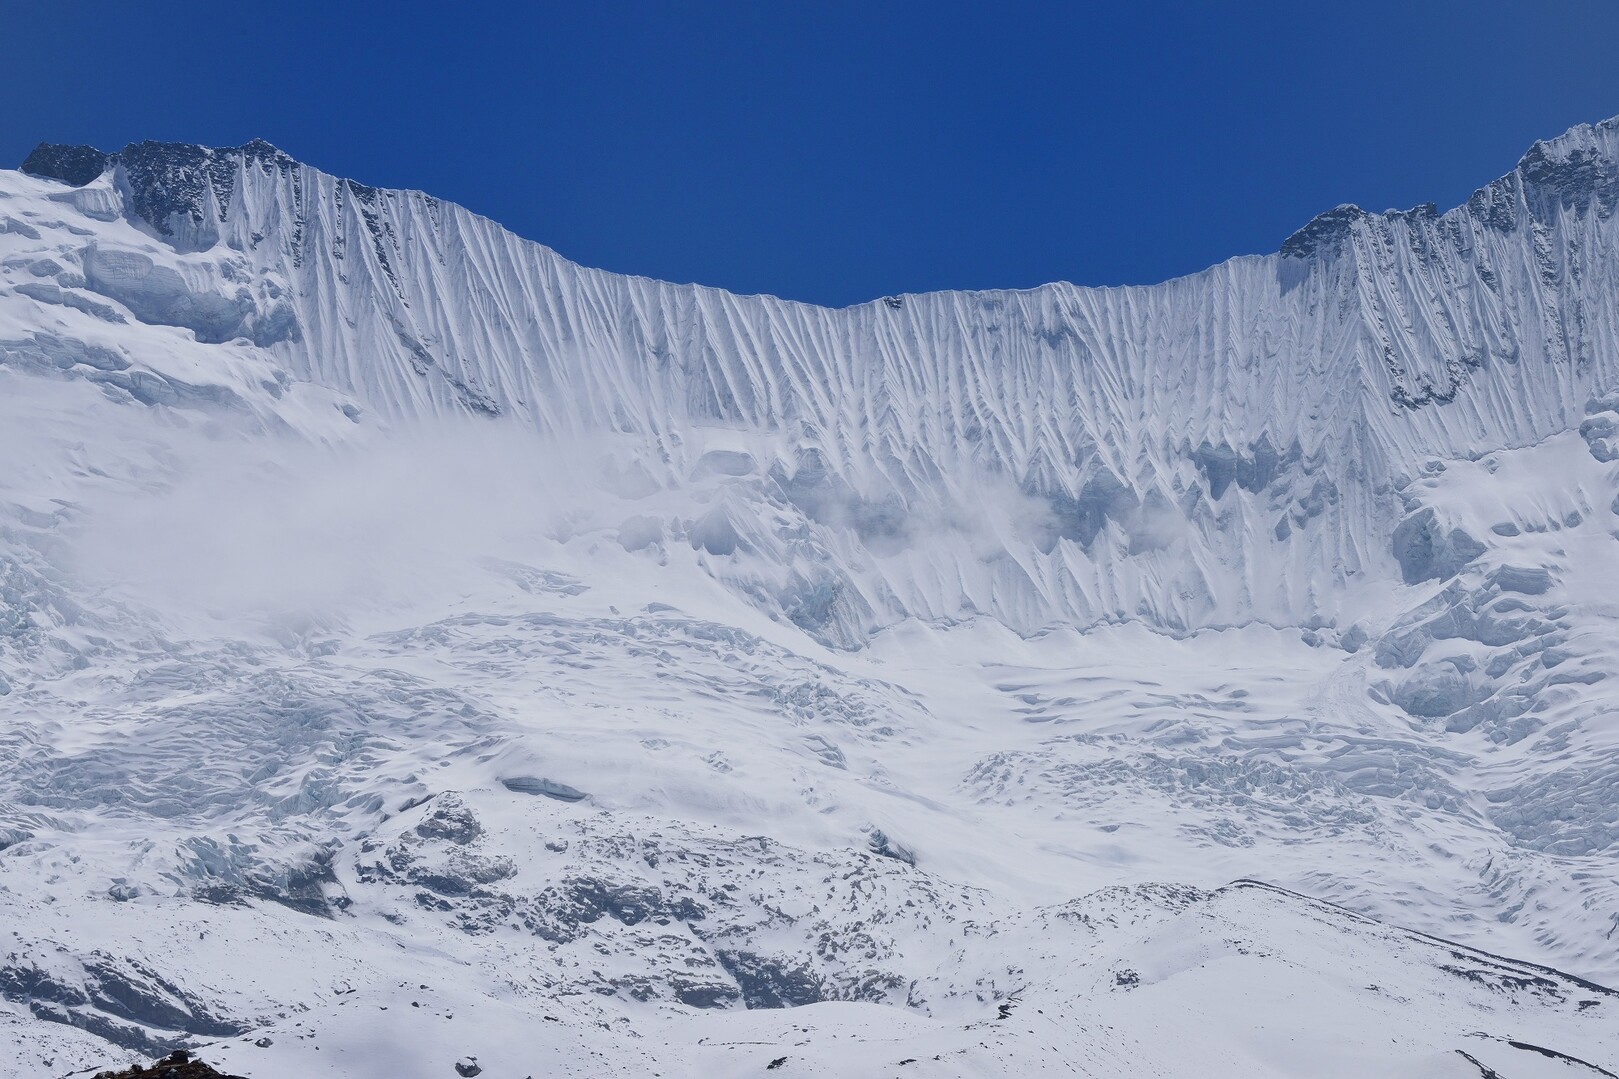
[0,119,1617,1077]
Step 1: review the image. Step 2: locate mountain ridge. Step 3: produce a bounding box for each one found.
[20,112,1619,303]
[10,115,1619,644]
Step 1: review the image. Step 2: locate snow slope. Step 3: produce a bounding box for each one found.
[18,120,1619,643]
[0,118,1617,1076]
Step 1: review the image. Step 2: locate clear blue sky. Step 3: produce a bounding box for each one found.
[9,1,1619,307]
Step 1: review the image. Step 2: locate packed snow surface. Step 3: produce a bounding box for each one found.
[1,119,1618,1076]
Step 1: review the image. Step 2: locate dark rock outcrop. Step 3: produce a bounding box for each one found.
[20,143,112,186]
[90,1049,246,1079]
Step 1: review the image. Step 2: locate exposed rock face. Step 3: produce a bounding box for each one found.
[1280,203,1371,259]
[20,143,111,187]
[0,954,246,1058]
[23,140,298,244]
[90,1049,246,1079]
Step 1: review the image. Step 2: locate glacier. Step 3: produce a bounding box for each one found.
[0,118,1616,1076]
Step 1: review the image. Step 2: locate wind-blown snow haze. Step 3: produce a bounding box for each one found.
[58,423,623,623]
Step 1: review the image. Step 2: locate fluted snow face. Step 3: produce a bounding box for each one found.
[252,168,1392,640]
[24,118,1610,643]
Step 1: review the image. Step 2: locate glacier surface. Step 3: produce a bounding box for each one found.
[0,120,1617,1076]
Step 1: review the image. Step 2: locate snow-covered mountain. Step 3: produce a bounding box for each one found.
[1,118,1616,1077]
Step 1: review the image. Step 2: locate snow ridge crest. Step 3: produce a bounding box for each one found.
[22,113,1619,273]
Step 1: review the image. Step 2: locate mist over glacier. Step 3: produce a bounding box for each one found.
[0,120,1617,1077]
[55,421,617,624]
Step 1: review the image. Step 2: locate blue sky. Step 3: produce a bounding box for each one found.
[8,1,1619,307]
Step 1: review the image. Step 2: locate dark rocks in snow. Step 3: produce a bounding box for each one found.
[191,851,347,919]
[1281,203,1368,260]
[1517,135,1619,217]
[108,139,295,244]
[1505,1038,1619,1075]
[21,143,112,187]
[1454,1049,1505,1078]
[714,950,826,1009]
[454,1057,482,1077]
[89,1050,246,1079]
[523,876,706,942]
[260,849,346,918]
[414,795,484,845]
[669,977,742,1009]
[1,953,244,1057]
[356,826,516,912]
